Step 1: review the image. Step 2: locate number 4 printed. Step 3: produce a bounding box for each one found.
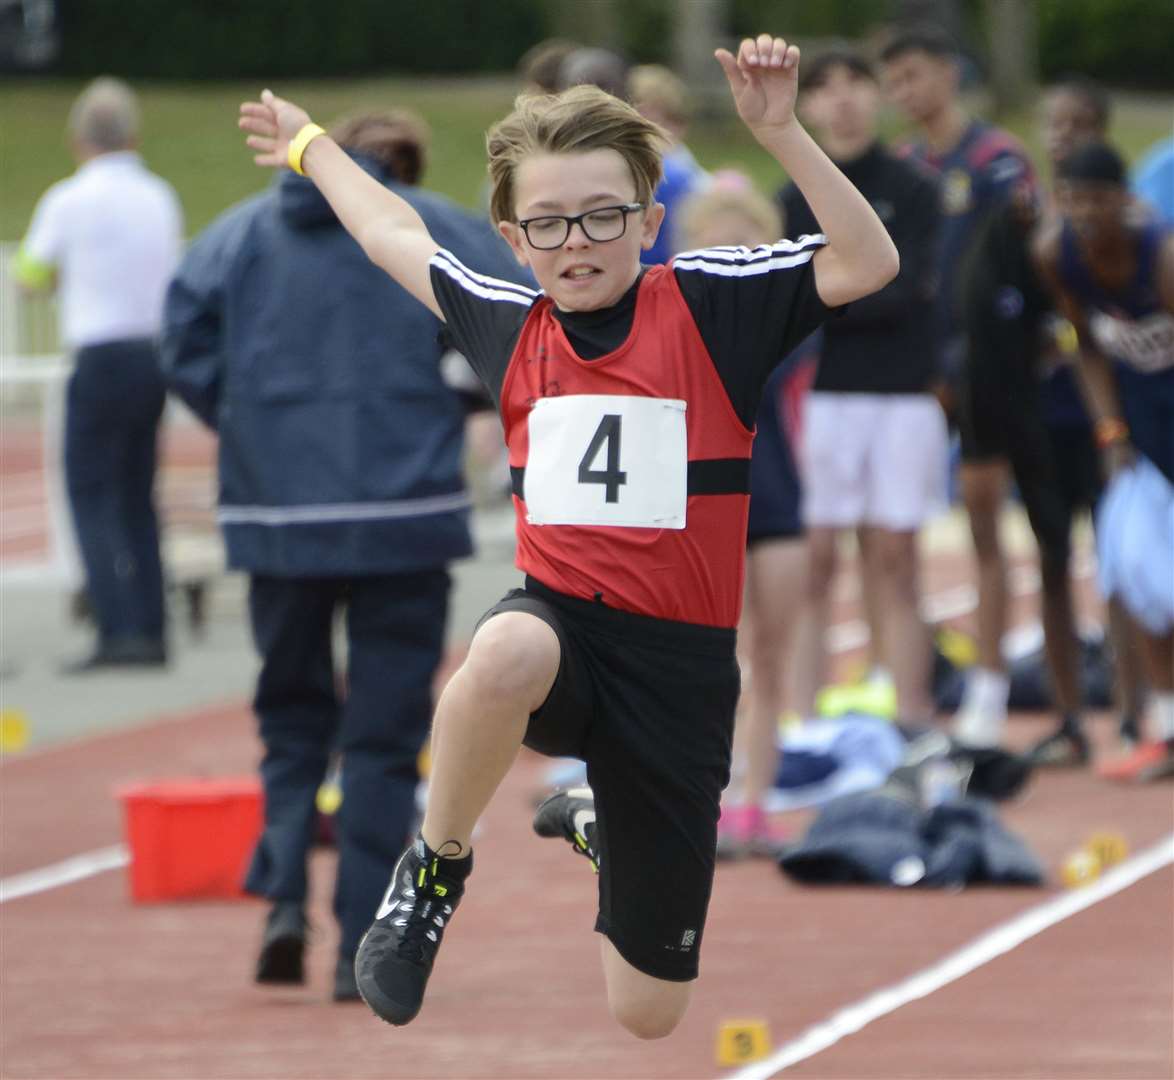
[577,414,627,503]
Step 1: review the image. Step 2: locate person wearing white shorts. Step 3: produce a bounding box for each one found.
[778,45,945,728]
[802,393,948,529]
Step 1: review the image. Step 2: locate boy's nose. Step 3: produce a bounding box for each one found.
[564,221,592,247]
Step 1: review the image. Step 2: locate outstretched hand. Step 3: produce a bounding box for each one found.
[238,89,312,169]
[714,34,800,140]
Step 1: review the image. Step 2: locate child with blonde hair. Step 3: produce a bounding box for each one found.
[239,33,896,1037]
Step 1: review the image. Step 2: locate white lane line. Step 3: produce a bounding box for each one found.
[0,844,129,903]
[723,834,1174,1079]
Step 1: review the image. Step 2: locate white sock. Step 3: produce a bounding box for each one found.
[1149,692,1174,742]
[953,668,1010,747]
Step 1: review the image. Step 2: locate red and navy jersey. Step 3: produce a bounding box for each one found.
[900,120,1036,347]
[430,238,830,626]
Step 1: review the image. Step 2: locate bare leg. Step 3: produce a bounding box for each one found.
[738,538,807,806]
[864,526,932,723]
[1038,547,1083,716]
[600,938,691,1040]
[961,460,1010,674]
[421,612,559,854]
[790,526,838,717]
[1139,630,1174,695]
[1108,597,1149,737]
[856,525,886,674]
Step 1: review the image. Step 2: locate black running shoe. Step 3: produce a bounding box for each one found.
[1028,724,1091,768]
[532,786,599,872]
[255,901,306,985]
[354,836,471,1026]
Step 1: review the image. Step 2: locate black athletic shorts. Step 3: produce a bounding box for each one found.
[478,576,740,981]
[958,372,1101,565]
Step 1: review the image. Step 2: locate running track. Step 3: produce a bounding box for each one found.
[1,420,1172,1078]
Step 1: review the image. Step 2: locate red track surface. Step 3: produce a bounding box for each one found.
[2,421,1172,1078]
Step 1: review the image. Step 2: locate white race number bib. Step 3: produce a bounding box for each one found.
[524,394,687,528]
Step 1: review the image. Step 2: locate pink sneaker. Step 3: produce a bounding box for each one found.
[716,805,788,861]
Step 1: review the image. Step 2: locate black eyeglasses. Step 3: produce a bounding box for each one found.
[517,203,645,250]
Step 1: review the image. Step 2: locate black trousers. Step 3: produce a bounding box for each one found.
[65,340,166,643]
[243,570,450,959]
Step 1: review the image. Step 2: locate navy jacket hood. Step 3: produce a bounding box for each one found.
[278,151,384,229]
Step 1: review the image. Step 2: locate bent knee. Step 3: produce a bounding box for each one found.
[611,998,687,1041]
[462,612,559,708]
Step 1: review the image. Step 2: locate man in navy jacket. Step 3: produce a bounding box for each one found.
[161,111,527,1001]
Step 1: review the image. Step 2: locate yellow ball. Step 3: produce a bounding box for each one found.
[315,780,342,816]
[1061,849,1101,888]
[1085,830,1129,868]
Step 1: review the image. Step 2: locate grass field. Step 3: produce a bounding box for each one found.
[2,75,1171,241]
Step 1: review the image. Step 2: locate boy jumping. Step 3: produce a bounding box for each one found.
[239,34,897,1039]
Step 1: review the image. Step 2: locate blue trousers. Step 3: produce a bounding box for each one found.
[243,570,450,959]
[65,340,166,643]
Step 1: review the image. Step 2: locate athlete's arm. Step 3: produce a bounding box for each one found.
[715,35,898,308]
[1156,231,1174,315]
[239,90,443,318]
[1031,223,1132,472]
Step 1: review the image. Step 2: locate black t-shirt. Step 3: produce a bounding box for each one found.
[428,238,832,428]
[779,142,940,394]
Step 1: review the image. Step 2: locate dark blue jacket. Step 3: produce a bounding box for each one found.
[161,157,526,577]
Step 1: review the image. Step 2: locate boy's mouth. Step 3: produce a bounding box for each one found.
[561,264,602,281]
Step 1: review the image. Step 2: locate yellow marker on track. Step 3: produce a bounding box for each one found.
[0,709,30,753]
[716,1019,771,1066]
[1060,849,1101,888]
[1085,830,1129,868]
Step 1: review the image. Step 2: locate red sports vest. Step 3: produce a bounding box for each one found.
[501,265,754,627]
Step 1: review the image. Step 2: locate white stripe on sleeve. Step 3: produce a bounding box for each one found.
[431,249,539,306]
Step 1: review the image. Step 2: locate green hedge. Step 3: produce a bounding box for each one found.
[55,0,551,78]
[1036,0,1174,88]
[52,0,1174,88]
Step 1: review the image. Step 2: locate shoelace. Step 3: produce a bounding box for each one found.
[392,879,455,964]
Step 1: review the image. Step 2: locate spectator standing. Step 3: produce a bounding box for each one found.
[881,24,1036,739]
[782,45,945,733]
[677,178,807,858]
[629,64,710,265]
[1033,142,1174,783]
[161,110,526,1001]
[954,79,1148,762]
[13,77,182,670]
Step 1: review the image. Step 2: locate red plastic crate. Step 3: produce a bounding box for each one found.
[116,777,263,902]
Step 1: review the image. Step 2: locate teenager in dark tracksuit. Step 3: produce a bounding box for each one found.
[161,113,527,1001]
[881,24,1036,744]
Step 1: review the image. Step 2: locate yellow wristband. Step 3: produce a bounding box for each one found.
[288,123,326,176]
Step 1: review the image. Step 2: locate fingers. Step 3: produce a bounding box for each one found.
[736,35,800,71]
[713,47,743,87]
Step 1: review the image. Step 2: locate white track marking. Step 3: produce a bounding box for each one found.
[723,834,1174,1079]
[0,844,129,903]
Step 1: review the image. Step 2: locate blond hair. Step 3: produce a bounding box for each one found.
[628,64,692,127]
[678,186,782,250]
[486,85,668,225]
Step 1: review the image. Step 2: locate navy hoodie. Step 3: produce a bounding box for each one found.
[162,155,528,576]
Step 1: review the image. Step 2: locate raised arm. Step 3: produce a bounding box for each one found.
[715,35,898,307]
[239,89,443,318]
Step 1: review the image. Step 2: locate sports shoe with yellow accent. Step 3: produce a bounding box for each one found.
[533,786,599,871]
[354,836,472,1025]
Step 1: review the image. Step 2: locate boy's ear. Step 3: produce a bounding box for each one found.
[498,220,532,267]
[641,202,666,251]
